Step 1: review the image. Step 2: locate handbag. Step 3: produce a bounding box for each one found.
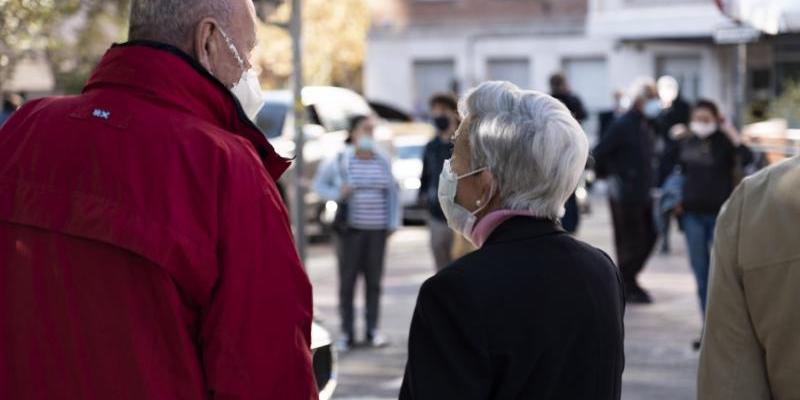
[332,152,350,234]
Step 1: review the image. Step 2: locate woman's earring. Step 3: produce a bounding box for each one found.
[476,199,482,206]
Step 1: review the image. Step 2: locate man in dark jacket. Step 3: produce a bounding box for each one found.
[0,1,318,399]
[655,77,691,186]
[593,79,661,304]
[550,73,588,234]
[653,76,691,254]
[419,94,457,270]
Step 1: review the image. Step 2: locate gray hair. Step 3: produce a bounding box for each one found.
[128,0,233,46]
[459,81,589,220]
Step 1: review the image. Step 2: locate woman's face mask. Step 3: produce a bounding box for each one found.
[690,121,717,139]
[438,159,494,244]
[356,136,375,152]
[218,28,265,120]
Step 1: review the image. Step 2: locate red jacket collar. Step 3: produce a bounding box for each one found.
[84,41,291,181]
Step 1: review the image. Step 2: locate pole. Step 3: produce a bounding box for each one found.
[290,0,307,264]
[734,41,747,130]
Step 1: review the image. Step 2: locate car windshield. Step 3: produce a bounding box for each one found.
[255,102,288,139]
[396,144,424,160]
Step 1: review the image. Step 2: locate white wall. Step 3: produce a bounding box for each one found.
[365,34,470,113]
[365,0,736,116]
[589,0,733,39]
[365,33,618,112]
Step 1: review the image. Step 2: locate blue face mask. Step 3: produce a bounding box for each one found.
[643,99,662,119]
[356,136,375,152]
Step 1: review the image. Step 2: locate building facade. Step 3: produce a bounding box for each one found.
[365,0,797,138]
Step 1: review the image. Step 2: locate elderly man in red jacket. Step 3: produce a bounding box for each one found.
[0,0,318,399]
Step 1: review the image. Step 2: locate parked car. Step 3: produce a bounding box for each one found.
[255,86,394,238]
[369,100,435,139]
[392,134,431,224]
[311,321,337,399]
[743,118,799,166]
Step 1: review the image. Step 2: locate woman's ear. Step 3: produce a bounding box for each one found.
[478,170,498,206]
[193,18,218,75]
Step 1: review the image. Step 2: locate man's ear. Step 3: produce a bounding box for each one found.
[193,18,218,75]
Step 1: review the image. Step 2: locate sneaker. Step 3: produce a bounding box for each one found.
[335,335,354,353]
[366,331,390,348]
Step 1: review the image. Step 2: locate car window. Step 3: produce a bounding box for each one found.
[396,145,425,160]
[255,102,288,139]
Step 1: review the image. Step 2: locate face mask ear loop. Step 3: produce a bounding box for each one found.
[456,166,487,181]
[218,27,246,73]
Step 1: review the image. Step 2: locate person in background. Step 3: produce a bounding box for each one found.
[593,78,661,304]
[400,81,624,400]
[698,157,799,400]
[654,76,691,254]
[550,73,588,234]
[672,99,752,349]
[314,115,401,352]
[419,94,458,271]
[596,90,626,179]
[0,93,22,127]
[656,76,691,185]
[598,90,625,142]
[0,0,318,398]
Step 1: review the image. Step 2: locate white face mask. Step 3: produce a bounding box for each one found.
[219,28,265,120]
[438,159,493,245]
[690,121,717,139]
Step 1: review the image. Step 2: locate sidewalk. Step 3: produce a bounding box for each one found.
[306,197,702,399]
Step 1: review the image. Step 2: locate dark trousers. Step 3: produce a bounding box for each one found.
[562,193,580,233]
[335,228,388,338]
[609,199,657,288]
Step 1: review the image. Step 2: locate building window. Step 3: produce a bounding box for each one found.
[656,55,702,103]
[562,57,610,141]
[413,59,457,118]
[486,58,531,90]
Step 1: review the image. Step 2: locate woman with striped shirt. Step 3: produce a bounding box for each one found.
[314,115,401,352]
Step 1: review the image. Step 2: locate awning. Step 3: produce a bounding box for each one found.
[716,0,800,34]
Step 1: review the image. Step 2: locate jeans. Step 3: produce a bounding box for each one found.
[682,212,717,315]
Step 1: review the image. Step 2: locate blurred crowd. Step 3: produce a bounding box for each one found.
[309,70,758,356]
[1,0,796,395]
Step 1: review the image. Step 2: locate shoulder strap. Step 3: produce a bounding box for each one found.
[337,151,348,183]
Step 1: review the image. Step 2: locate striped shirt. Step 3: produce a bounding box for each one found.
[348,155,392,230]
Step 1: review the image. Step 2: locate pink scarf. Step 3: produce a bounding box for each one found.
[470,209,536,248]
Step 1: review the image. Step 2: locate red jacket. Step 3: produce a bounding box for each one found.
[0,42,318,400]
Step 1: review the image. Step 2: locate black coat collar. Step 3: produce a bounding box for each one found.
[484,216,566,246]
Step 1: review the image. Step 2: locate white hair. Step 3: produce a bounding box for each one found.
[128,0,233,45]
[459,81,589,220]
[627,77,657,106]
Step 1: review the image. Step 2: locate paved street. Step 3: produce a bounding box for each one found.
[306,196,703,400]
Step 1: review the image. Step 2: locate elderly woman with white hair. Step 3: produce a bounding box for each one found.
[399,82,625,400]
